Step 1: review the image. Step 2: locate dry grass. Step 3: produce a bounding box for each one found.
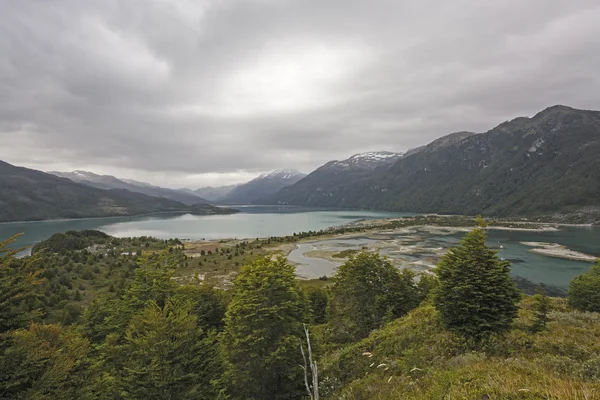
[322,298,600,400]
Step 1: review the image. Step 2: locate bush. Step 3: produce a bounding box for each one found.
[328,252,421,342]
[434,219,521,340]
[568,260,600,312]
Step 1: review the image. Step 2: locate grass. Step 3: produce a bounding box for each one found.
[332,249,359,259]
[319,298,600,399]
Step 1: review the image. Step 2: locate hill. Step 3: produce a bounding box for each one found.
[218,169,306,204]
[0,161,221,222]
[189,185,238,202]
[49,170,207,205]
[260,151,403,206]
[320,299,600,398]
[266,106,600,222]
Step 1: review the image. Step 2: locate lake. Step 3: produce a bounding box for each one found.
[0,206,410,249]
[1,206,598,289]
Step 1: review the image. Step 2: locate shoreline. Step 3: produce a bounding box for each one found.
[520,242,598,262]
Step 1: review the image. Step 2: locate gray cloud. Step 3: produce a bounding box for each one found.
[1,0,600,187]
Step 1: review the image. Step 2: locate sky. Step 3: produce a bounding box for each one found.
[1,0,600,188]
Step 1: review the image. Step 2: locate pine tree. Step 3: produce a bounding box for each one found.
[0,234,43,334]
[328,251,420,342]
[568,260,600,312]
[220,256,308,400]
[434,217,521,340]
[531,285,550,332]
[121,299,219,400]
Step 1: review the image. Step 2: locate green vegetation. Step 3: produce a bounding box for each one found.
[264,106,600,224]
[220,257,308,399]
[531,285,551,332]
[0,160,238,223]
[434,218,521,340]
[188,203,239,215]
[328,252,420,343]
[568,259,600,312]
[1,224,599,399]
[318,299,600,399]
[0,160,192,222]
[330,249,358,258]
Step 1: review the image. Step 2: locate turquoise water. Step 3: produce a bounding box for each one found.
[1,207,598,289]
[287,226,600,288]
[0,206,410,249]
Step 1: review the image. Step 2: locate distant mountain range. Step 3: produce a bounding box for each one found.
[264,106,600,223]
[218,169,307,204]
[184,185,238,202]
[49,170,207,206]
[4,105,599,223]
[259,151,403,206]
[0,162,237,222]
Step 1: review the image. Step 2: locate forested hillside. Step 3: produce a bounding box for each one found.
[49,170,208,206]
[1,222,599,399]
[0,161,190,222]
[0,161,237,222]
[268,106,600,222]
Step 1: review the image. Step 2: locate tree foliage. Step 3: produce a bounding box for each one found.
[220,256,308,400]
[328,252,420,342]
[568,260,600,312]
[434,220,521,340]
[121,299,219,399]
[531,285,551,332]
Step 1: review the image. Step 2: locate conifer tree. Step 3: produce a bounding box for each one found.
[531,285,550,332]
[121,299,219,400]
[220,257,308,400]
[434,217,521,340]
[328,251,420,342]
[568,260,600,312]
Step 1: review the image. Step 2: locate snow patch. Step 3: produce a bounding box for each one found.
[528,138,544,153]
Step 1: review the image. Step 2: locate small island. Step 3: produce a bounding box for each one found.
[188,203,240,215]
[520,241,598,262]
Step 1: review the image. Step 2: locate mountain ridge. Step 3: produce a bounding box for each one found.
[263,106,600,222]
[49,170,207,206]
[218,169,306,205]
[0,161,190,222]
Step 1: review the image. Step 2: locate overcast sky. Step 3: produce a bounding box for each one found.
[1,0,599,188]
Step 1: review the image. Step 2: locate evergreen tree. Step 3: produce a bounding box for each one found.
[0,235,45,396]
[304,286,329,324]
[531,285,550,332]
[1,324,93,399]
[124,250,179,309]
[328,251,420,342]
[220,257,308,400]
[568,260,600,312]
[0,234,43,334]
[434,218,521,340]
[121,299,219,400]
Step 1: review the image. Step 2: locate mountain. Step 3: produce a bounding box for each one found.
[260,151,404,206]
[189,185,238,202]
[264,106,600,221]
[0,161,191,222]
[49,170,207,206]
[218,169,307,205]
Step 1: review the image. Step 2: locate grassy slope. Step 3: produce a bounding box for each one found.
[320,298,600,399]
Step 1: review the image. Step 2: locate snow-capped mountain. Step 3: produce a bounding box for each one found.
[328,151,404,169]
[48,170,207,205]
[217,169,306,204]
[259,151,403,206]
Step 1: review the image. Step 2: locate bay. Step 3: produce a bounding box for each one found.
[1,206,598,289]
[0,206,410,249]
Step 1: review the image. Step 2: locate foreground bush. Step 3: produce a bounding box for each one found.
[569,260,600,312]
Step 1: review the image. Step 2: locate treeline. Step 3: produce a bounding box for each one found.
[1,220,599,399]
